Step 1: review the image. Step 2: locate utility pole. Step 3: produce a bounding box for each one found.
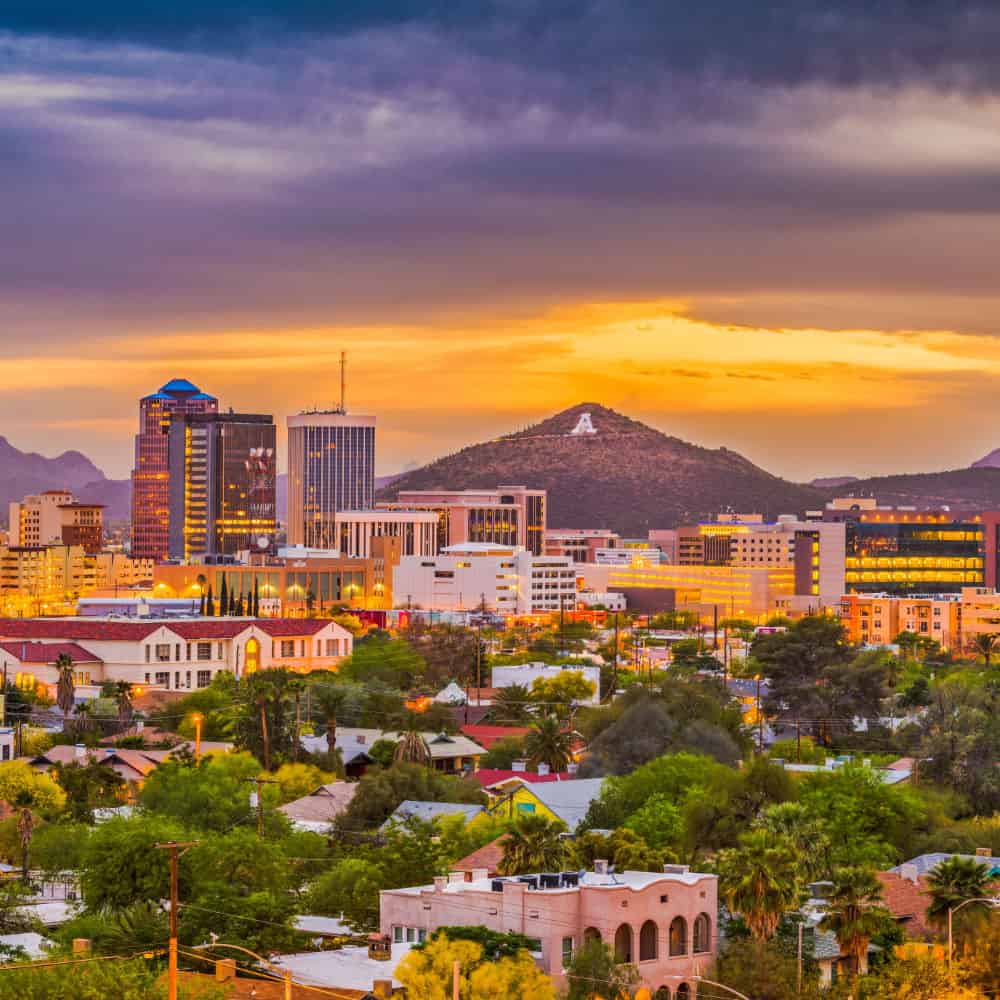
[452,960,461,1000]
[156,840,198,1000]
[475,595,485,707]
[244,777,279,839]
[756,674,764,753]
[797,921,804,995]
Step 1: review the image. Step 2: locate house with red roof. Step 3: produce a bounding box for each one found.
[0,617,353,699]
[459,724,530,750]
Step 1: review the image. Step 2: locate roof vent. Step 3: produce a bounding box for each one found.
[663,864,690,875]
[594,860,609,876]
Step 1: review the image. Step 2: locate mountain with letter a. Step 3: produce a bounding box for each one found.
[376,403,824,534]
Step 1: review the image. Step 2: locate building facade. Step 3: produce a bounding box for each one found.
[167,412,277,560]
[838,594,961,649]
[333,510,438,559]
[393,543,576,615]
[9,491,104,554]
[544,529,621,563]
[381,486,546,556]
[287,411,376,549]
[0,617,353,697]
[380,863,718,995]
[131,379,219,560]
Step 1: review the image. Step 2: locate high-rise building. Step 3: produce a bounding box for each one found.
[379,486,546,555]
[131,379,218,561]
[286,412,376,549]
[9,490,104,554]
[167,412,277,560]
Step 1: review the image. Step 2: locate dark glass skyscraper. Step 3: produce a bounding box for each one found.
[131,379,218,561]
[167,412,277,560]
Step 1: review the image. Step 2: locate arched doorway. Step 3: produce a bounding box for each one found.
[654,989,671,1000]
[584,927,602,943]
[693,912,712,953]
[244,637,260,675]
[668,916,688,956]
[676,984,690,999]
[614,923,633,963]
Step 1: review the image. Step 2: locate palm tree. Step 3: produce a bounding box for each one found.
[113,681,134,732]
[819,867,890,981]
[287,676,306,762]
[393,727,432,766]
[498,813,567,875]
[926,856,997,943]
[14,792,34,883]
[718,829,802,941]
[55,653,75,731]
[524,714,574,773]
[969,633,1000,668]
[313,684,348,756]
[492,684,533,724]
[73,701,92,735]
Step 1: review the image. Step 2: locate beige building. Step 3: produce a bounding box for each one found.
[838,593,960,648]
[9,490,104,554]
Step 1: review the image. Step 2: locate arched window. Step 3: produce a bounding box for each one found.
[614,923,633,964]
[693,912,712,953]
[676,985,690,999]
[654,989,672,1000]
[244,637,260,675]
[639,920,658,961]
[668,916,688,956]
[584,927,602,943]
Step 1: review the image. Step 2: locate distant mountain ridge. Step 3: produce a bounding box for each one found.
[0,436,130,525]
[377,403,826,534]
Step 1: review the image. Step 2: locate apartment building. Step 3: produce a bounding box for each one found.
[838,594,960,648]
[9,491,104,554]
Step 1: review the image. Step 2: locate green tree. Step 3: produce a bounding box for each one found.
[926,856,998,941]
[713,937,823,1000]
[479,735,527,770]
[55,653,75,729]
[718,829,802,941]
[0,761,65,816]
[529,671,596,714]
[818,866,891,982]
[523,714,574,772]
[338,636,426,690]
[113,681,134,732]
[234,669,296,769]
[623,793,683,851]
[52,761,126,822]
[564,938,639,1000]
[394,725,432,766]
[29,821,92,875]
[310,682,351,754]
[271,762,338,804]
[969,633,1000,668]
[498,813,566,874]
[491,684,533,724]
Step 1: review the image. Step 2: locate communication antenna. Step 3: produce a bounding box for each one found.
[339,351,347,413]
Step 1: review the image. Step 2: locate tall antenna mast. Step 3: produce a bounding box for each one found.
[340,351,346,413]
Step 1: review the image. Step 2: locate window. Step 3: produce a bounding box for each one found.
[175,644,181,662]
[676,986,690,999]
[562,937,573,967]
[669,917,687,956]
[1,745,8,762]
[175,672,181,689]
[525,938,542,953]
[639,920,658,961]
[185,671,191,689]
[418,929,427,943]
[280,640,295,657]
[156,644,171,662]
[614,924,633,964]
[217,642,223,659]
[197,670,211,688]
[326,639,339,656]
[406,928,415,942]
[393,927,403,943]
[144,673,150,684]
[145,646,151,663]
[583,927,601,943]
[197,642,211,661]
[155,671,169,687]
[245,638,260,675]
[185,644,191,661]
[693,913,711,953]
[516,802,536,813]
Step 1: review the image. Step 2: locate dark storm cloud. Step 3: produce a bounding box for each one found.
[6,2,1000,94]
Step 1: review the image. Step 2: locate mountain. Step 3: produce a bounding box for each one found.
[823,467,1000,513]
[377,403,826,534]
[0,436,131,525]
[972,449,1000,470]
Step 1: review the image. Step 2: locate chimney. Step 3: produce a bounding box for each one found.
[433,876,448,893]
[537,762,550,776]
[74,743,86,760]
[594,860,608,876]
[511,760,526,772]
[663,864,690,875]
[976,847,992,858]
[372,980,393,999]
[566,762,579,777]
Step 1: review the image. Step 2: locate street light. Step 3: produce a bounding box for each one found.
[949,895,1000,972]
[191,713,203,763]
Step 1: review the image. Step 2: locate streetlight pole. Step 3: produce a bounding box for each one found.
[948,896,1000,972]
[192,713,202,764]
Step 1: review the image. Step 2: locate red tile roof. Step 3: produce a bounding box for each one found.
[0,641,101,664]
[0,618,335,643]
[471,768,571,787]
[460,725,530,749]
[452,835,508,876]
[876,871,933,938]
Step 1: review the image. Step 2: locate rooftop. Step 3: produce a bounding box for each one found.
[890,853,1000,878]
[382,801,484,830]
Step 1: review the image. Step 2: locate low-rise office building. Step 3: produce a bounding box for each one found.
[393,543,576,614]
[380,862,718,995]
[8,491,104,554]
[544,529,621,563]
[838,593,960,648]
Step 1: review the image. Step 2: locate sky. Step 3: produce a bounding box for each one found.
[3,2,1000,482]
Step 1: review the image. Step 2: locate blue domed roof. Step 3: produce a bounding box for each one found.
[159,378,202,395]
[189,392,217,401]
[141,390,173,402]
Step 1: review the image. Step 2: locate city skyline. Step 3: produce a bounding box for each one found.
[5,4,1000,479]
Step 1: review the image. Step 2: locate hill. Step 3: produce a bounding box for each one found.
[824,467,1000,513]
[376,403,826,534]
[972,448,1000,470]
[0,436,131,525]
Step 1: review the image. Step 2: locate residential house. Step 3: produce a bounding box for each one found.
[381,800,485,831]
[380,861,718,994]
[890,852,1000,878]
[279,782,358,833]
[487,776,605,831]
[451,835,507,879]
